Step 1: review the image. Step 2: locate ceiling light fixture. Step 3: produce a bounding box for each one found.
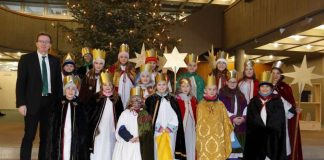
[305,45,313,50]
[272,43,280,48]
[290,35,305,41]
[315,25,324,30]
[256,59,260,63]
[269,55,273,59]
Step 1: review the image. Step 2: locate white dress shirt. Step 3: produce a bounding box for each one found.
[37,51,52,94]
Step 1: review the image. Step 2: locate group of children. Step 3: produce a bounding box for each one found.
[47,43,302,160]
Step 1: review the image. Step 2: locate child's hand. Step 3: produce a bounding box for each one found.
[165,128,172,133]
[130,137,139,143]
[158,127,164,133]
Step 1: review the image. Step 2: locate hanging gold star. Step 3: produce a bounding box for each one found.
[163,46,187,74]
[283,55,323,94]
[129,43,146,68]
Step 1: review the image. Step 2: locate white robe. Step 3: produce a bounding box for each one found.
[63,103,72,160]
[239,79,254,104]
[154,98,178,160]
[91,99,116,160]
[112,109,141,160]
[179,94,195,160]
[189,76,197,99]
[118,65,134,109]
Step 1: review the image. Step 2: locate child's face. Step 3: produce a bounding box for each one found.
[227,78,237,90]
[204,85,217,97]
[149,61,157,71]
[244,67,254,78]
[131,96,142,111]
[216,61,226,71]
[65,86,76,100]
[187,62,197,73]
[83,54,92,63]
[119,54,128,65]
[156,81,167,94]
[259,84,272,95]
[180,83,191,95]
[93,60,104,72]
[140,72,151,84]
[63,64,75,73]
[272,69,281,82]
[102,83,114,93]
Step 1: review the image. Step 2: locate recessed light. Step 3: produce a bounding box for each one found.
[306,45,313,50]
[256,59,260,63]
[17,52,21,56]
[289,35,305,41]
[315,25,324,30]
[269,55,273,59]
[272,43,280,48]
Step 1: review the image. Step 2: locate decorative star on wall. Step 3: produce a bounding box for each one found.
[129,43,146,68]
[163,46,187,74]
[283,55,323,94]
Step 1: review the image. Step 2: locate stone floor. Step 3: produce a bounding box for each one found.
[0,109,324,160]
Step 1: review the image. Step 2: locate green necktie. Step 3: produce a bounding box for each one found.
[42,56,48,95]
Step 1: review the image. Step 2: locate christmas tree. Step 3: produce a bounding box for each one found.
[64,0,181,65]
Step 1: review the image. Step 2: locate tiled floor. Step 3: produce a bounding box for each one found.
[0,109,324,160]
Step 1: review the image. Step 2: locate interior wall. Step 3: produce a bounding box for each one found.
[172,5,226,54]
[0,71,17,109]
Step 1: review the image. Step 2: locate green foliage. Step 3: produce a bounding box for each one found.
[64,0,180,65]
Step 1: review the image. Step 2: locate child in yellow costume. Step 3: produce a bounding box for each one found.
[196,74,233,160]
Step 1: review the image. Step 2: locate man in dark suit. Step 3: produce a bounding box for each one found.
[16,32,63,160]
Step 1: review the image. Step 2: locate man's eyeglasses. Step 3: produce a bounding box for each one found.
[37,40,51,44]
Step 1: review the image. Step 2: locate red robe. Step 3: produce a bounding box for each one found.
[176,95,198,122]
[275,81,303,160]
[106,63,136,91]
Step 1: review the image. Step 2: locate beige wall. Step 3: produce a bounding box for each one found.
[283,56,324,126]
[224,0,324,49]
[0,71,17,109]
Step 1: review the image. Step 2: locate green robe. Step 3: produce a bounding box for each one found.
[176,72,205,101]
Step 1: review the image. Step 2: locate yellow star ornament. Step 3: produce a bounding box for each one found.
[163,46,187,74]
[282,55,323,94]
[129,43,146,68]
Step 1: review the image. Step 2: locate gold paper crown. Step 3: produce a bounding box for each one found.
[260,71,272,84]
[272,61,284,69]
[206,45,217,69]
[229,69,238,79]
[63,53,75,63]
[155,73,168,83]
[130,86,143,97]
[92,49,106,61]
[186,53,199,64]
[216,50,229,60]
[245,59,254,68]
[100,71,113,85]
[119,43,129,53]
[140,64,152,73]
[63,75,79,87]
[81,47,91,57]
[146,49,157,58]
[179,78,191,86]
[206,74,216,87]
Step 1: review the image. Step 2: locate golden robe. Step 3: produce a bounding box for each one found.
[196,99,233,160]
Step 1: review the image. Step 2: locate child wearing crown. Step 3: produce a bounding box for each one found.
[87,71,124,160]
[238,60,259,104]
[47,76,89,160]
[176,53,205,101]
[61,53,81,90]
[145,73,186,160]
[79,49,106,104]
[176,78,198,160]
[77,47,93,79]
[244,71,287,160]
[219,70,247,160]
[210,51,230,93]
[112,86,154,160]
[196,74,233,160]
[135,64,155,100]
[107,43,136,109]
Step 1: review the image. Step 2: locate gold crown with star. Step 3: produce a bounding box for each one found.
[216,50,229,60]
[179,78,191,86]
[130,86,143,97]
[206,74,216,87]
[155,73,168,83]
[81,47,91,57]
[92,49,106,61]
[100,71,113,85]
[119,43,129,53]
[63,75,79,87]
[146,49,157,58]
[63,53,75,63]
[260,71,272,84]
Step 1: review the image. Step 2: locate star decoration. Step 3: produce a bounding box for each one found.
[283,55,323,94]
[163,46,187,74]
[129,43,146,68]
[204,44,216,69]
